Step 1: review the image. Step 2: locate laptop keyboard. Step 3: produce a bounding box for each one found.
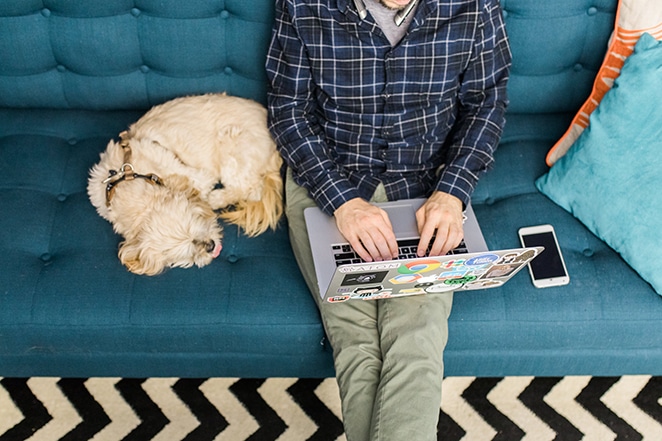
[332,238,468,266]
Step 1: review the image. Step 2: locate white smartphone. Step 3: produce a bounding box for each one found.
[518,224,570,288]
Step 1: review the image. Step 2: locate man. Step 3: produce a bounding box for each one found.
[266,0,511,439]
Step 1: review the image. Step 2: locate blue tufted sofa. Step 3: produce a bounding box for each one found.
[1,0,660,379]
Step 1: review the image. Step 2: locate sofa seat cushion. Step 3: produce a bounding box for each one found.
[0,108,333,378]
[449,111,662,377]
[3,107,661,379]
[450,193,662,376]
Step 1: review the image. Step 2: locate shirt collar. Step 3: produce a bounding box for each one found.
[336,0,439,23]
[336,0,351,13]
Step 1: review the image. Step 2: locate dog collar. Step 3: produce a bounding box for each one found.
[104,131,163,206]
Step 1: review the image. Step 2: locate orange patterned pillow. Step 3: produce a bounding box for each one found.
[546,0,662,166]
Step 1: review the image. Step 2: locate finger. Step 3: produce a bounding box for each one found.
[415,208,431,257]
[334,199,399,261]
[429,225,464,256]
[371,227,399,261]
[416,225,437,257]
[341,219,397,262]
[353,225,396,262]
[348,235,373,262]
[375,213,399,259]
[358,210,398,261]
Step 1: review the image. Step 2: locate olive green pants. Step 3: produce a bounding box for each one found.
[285,169,453,441]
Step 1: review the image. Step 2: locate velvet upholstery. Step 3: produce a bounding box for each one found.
[537,33,662,295]
[1,0,660,378]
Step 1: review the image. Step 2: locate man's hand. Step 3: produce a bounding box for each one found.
[415,191,464,257]
[334,198,399,262]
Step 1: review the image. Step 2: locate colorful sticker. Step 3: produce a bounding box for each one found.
[465,253,500,266]
[437,268,469,281]
[338,262,400,273]
[496,253,520,265]
[425,283,458,293]
[440,259,467,269]
[389,273,422,284]
[462,279,504,289]
[341,271,388,286]
[505,249,539,264]
[398,259,441,274]
[481,264,520,279]
[350,286,392,300]
[395,288,427,296]
[444,275,477,286]
[352,285,384,296]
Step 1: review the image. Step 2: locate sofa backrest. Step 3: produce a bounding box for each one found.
[0,1,275,109]
[0,0,617,112]
[503,0,617,114]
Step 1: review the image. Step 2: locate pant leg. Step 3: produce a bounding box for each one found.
[285,169,452,441]
[372,294,452,441]
[284,169,382,441]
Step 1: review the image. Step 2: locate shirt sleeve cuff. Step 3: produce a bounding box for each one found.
[435,166,477,208]
[292,168,361,216]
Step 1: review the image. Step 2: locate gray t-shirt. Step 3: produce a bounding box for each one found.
[365,0,416,46]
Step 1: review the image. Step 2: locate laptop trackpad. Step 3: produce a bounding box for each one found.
[380,200,423,238]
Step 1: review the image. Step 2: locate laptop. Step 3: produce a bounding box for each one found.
[304,199,542,303]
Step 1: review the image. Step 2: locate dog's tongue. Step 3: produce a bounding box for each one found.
[212,243,222,258]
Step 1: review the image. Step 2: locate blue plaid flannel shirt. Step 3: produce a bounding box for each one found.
[266,0,512,215]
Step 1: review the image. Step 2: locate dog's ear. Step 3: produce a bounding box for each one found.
[118,239,165,276]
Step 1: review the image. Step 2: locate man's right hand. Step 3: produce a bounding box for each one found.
[334,198,399,262]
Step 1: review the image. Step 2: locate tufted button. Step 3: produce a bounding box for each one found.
[40,253,52,262]
[131,8,141,17]
[68,138,77,145]
[484,197,495,206]
[227,254,239,263]
[224,66,233,75]
[583,248,595,257]
[41,8,51,17]
[140,65,150,73]
[57,194,67,202]
[587,6,598,16]
[56,65,66,73]
[573,63,583,72]
[220,10,230,19]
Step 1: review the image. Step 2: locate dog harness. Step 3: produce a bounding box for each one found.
[103,131,164,206]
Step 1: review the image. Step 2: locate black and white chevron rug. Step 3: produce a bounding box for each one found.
[1,376,661,440]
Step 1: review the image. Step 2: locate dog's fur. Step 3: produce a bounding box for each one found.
[88,93,283,275]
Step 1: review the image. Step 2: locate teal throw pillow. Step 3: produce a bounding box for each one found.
[536,33,662,295]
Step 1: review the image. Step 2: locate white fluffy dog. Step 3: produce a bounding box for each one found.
[88,93,283,275]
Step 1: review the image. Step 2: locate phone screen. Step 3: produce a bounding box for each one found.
[521,232,567,279]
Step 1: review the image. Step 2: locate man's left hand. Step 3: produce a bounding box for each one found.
[415,191,464,257]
